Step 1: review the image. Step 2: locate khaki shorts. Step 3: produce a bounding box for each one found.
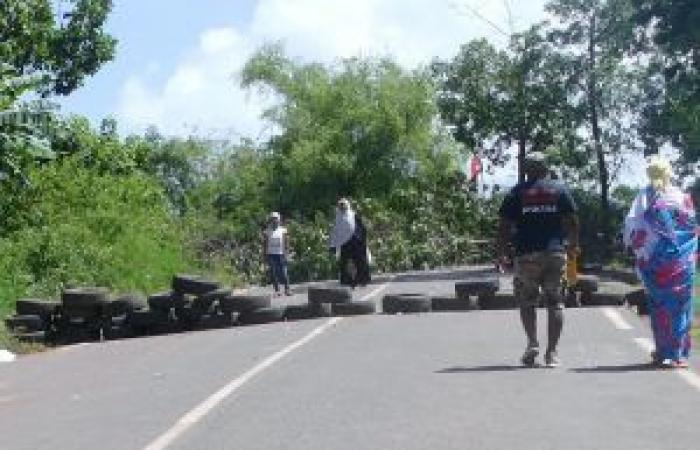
[514,251,567,308]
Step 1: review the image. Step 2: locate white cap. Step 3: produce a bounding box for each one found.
[270,211,281,220]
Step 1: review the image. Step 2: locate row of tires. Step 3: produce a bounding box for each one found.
[2,277,383,345]
[4,274,648,345]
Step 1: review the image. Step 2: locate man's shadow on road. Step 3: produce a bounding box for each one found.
[436,362,657,374]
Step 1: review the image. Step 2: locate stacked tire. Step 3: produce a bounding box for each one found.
[57,288,110,343]
[4,298,58,343]
[455,277,507,310]
[430,295,475,312]
[308,286,375,318]
[169,275,224,331]
[103,294,147,339]
[382,294,431,314]
[220,294,279,325]
[572,275,600,307]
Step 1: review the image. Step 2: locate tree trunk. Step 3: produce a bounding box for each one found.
[588,14,611,246]
[518,135,526,183]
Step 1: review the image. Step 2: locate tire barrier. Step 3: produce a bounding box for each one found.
[3,272,642,347]
[382,294,431,314]
[430,296,476,312]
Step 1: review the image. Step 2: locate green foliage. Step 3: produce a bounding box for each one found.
[546,0,642,214]
[241,45,443,215]
[0,64,55,185]
[632,0,700,164]
[433,29,581,181]
[0,0,116,95]
[0,157,192,306]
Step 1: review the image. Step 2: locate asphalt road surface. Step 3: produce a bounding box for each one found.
[1,268,699,450]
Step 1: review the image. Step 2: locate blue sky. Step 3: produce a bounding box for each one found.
[59,0,257,128]
[59,0,548,138]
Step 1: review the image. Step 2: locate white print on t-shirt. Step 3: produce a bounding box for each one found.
[523,205,559,214]
[265,226,287,255]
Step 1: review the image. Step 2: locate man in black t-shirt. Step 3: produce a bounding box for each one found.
[496,152,580,368]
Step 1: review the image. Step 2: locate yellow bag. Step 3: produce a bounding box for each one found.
[566,249,578,285]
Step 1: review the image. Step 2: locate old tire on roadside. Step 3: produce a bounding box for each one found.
[573,275,599,293]
[580,292,625,307]
[172,274,220,296]
[15,299,60,320]
[382,294,431,314]
[284,304,319,321]
[308,287,353,305]
[238,307,285,325]
[148,292,185,312]
[431,296,475,312]
[625,288,647,307]
[61,288,109,318]
[220,295,271,314]
[128,309,169,335]
[455,278,499,300]
[106,294,146,317]
[5,314,45,332]
[331,300,376,316]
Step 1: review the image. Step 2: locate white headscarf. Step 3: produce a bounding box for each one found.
[330,200,356,248]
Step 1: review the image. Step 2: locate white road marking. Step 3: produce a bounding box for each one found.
[633,337,700,393]
[601,307,633,330]
[633,337,654,353]
[143,281,391,450]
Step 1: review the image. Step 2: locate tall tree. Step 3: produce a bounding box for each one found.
[546,0,639,237]
[241,44,448,215]
[433,30,578,182]
[0,0,116,95]
[632,0,700,164]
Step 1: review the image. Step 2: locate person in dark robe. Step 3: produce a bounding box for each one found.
[329,198,371,287]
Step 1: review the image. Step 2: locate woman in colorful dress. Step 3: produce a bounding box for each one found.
[623,156,698,368]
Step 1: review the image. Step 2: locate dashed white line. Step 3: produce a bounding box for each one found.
[633,337,700,393]
[600,307,634,330]
[143,281,391,450]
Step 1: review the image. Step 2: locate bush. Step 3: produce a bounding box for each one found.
[187,171,500,287]
[0,157,197,314]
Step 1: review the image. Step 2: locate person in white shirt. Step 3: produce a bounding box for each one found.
[263,212,291,296]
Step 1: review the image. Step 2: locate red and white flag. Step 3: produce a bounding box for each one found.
[470,155,483,182]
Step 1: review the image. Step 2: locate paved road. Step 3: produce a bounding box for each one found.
[1,269,699,450]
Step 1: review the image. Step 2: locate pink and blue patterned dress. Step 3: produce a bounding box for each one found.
[624,186,698,362]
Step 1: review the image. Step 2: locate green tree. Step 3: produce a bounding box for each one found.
[631,0,700,164]
[0,0,116,95]
[546,0,640,238]
[0,64,54,184]
[433,30,579,182]
[241,44,445,215]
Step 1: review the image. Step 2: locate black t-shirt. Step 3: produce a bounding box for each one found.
[499,179,577,255]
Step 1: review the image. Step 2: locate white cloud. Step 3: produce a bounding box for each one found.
[117,0,548,139]
[118,26,267,138]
